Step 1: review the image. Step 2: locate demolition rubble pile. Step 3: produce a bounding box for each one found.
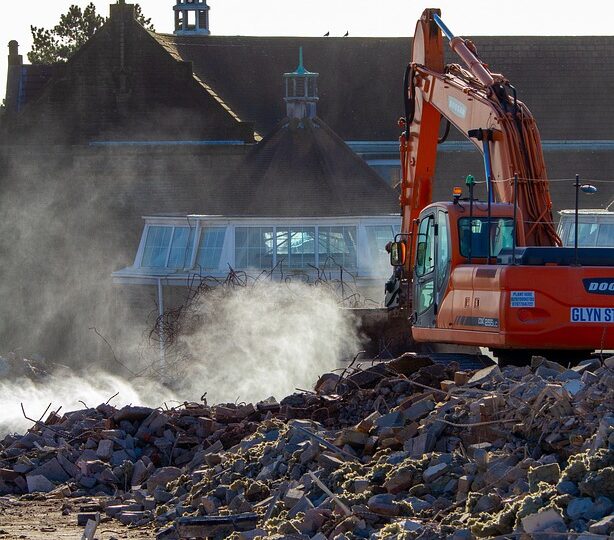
[0,355,613,539]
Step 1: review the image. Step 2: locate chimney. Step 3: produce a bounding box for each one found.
[110,1,135,21]
[5,40,23,114]
[174,0,210,36]
[284,47,319,120]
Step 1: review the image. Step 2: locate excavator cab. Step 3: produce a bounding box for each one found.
[411,201,515,330]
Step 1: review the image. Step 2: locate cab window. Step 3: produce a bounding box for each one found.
[458,217,514,258]
[415,215,435,276]
[437,210,450,288]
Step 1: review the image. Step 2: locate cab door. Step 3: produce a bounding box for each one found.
[413,210,451,328]
[413,212,436,327]
[435,209,451,311]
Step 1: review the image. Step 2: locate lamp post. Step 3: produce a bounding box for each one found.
[573,174,598,266]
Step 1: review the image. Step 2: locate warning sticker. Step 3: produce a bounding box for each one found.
[511,291,535,308]
[570,307,614,323]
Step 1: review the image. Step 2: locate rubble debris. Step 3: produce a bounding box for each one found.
[0,353,612,539]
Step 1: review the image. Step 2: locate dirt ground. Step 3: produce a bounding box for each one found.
[0,497,156,540]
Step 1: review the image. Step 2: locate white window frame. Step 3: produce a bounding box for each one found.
[133,215,401,277]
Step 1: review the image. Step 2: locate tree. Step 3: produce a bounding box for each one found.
[28,2,155,64]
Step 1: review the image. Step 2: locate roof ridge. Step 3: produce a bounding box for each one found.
[315,117,399,196]
[308,119,351,214]
[148,31,250,130]
[239,118,290,213]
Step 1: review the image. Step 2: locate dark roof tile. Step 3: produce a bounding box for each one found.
[154,34,614,141]
[227,116,399,217]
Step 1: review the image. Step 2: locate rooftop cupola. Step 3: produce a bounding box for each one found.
[284,47,319,120]
[173,0,210,36]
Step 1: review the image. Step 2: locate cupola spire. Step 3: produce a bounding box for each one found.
[284,47,319,120]
[174,0,210,35]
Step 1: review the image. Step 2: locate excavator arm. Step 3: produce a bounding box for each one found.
[399,9,560,278]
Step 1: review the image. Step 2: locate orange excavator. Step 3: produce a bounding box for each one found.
[384,9,614,364]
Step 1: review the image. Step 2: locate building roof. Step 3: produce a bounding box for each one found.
[152,34,614,142]
[153,34,407,141]
[17,64,61,113]
[3,4,255,144]
[226,116,400,217]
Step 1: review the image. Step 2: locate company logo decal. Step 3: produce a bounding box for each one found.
[448,96,467,119]
[583,278,614,295]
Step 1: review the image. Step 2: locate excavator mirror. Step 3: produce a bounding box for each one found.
[390,241,407,266]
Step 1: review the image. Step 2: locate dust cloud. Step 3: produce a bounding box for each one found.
[166,281,361,406]
[0,281,361,435]
[0,372,169,435]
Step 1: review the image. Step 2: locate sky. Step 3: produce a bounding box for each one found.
[2,0,614,100]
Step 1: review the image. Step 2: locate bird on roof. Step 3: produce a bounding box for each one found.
[344,31,349,37]
[323,31,329,36]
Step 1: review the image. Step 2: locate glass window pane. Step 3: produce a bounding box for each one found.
[415,216,433,276]
[234,227,274,269]
[141,226,172,267]
[458,217,514,258]
[235,228,248,249]
[596,223,614,247]
[168,227,195,269]
[568,222,599,247]
[366,225,395,274]
[276,229,289,258]
[417,280,434,313]
[289,227,315,268]
[437,211,450,288]
[196,227,226,270]
[318,226,357,268]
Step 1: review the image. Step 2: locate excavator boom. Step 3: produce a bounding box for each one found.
[400,8,559,277]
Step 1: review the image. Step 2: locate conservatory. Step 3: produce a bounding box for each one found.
[112,214,400,303]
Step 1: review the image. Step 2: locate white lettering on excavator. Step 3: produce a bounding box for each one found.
[588,282,614,292]
[448,96,467,119]
[570,307,614,323]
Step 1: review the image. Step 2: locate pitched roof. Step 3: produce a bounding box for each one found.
[4,5,255,144]
[17,64,61,112]
[152,34,408,141]
[225,116,400,217]
[13,28,614,144]
[152,34,614,142]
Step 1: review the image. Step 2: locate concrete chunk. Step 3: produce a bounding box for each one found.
[29,458,69,483]
[402,397,435,422]
[467,365,503,387]
[385,469,414,494]
[113,406,154,423]
[423,462,449,483]
[26,474,55,493]
[521,508,567,534]
[367,493,399,516]
[146,467,182,493]
[96,439,114,461]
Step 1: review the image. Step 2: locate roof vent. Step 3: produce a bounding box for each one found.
[174,0,210,36]
[284,47,319,120]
